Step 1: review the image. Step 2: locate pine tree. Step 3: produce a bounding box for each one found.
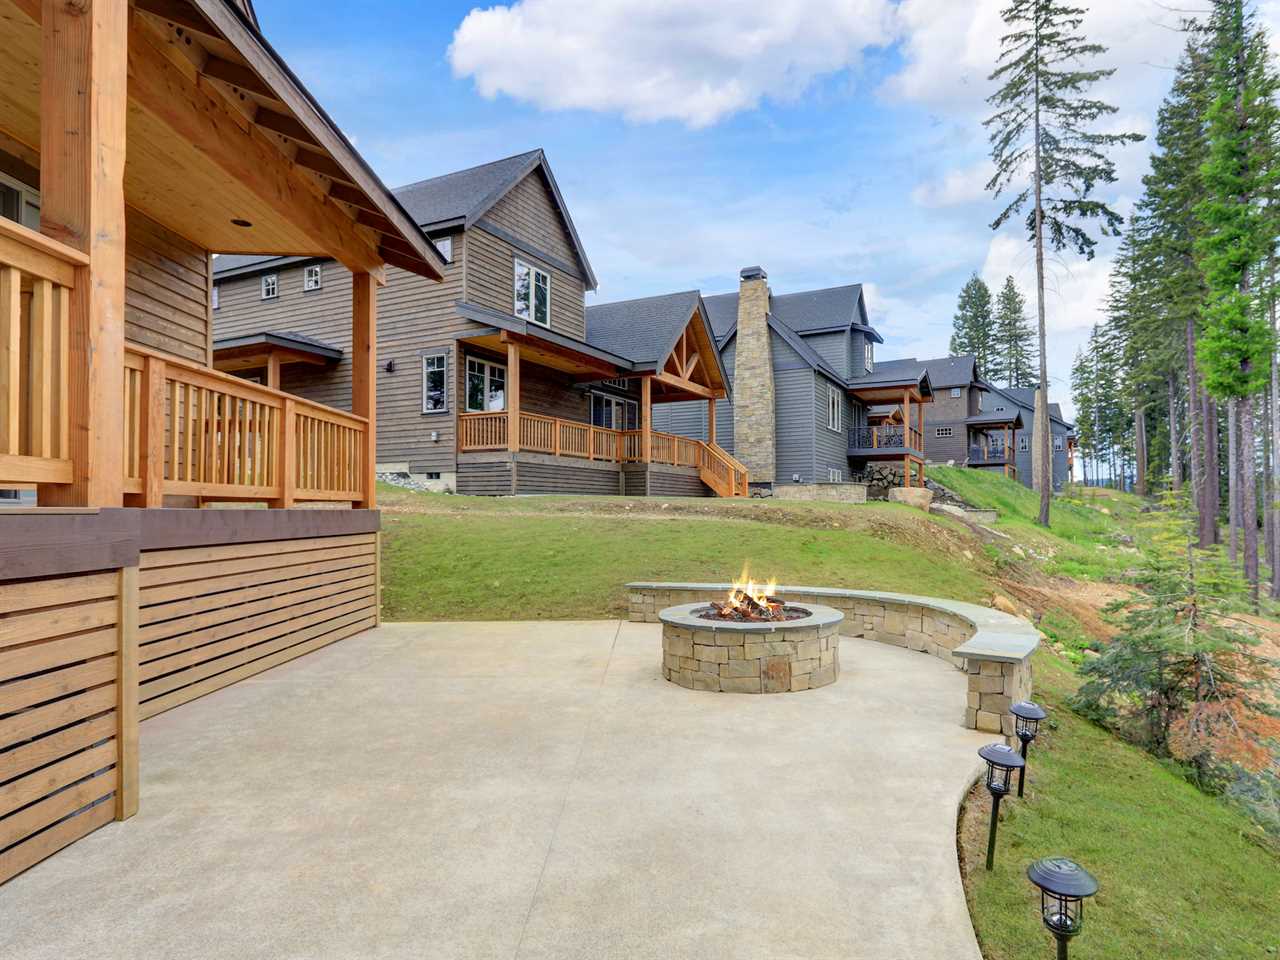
[992,276,1037,387]
[986,0,1144,525]
[1195,0,1279,603]
[948,274,995,372]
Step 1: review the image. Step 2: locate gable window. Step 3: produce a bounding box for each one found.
[303,264,323,291]
[935,426,953,438]
[1054,435,1064,452]
[863,340,874,374]
[1018,436,1029,452]
[950,387,962,398]
[465,358,506,412]
[828,468,843,483]
[434,236,453,263]
[260,274,278,300]
[514,259,551,328]
[422,353,447,413]
[212,285,220,310]
[827,384,841,432]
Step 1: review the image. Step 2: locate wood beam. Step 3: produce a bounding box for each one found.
[293,148,358,185]
[641,375,652,464]
[254,109,323,149]
[652,370,716,400]
[499,330,621,379]
[38,0,128,507]
[200,55,282,103]
[507,340,521,454]
[133,0,220,39]
[351,273,376,508]
[707,397,716,446]
[127,29,385,277]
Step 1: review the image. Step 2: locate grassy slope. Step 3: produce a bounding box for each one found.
[961,649,1279,960]
[379,485,990,620]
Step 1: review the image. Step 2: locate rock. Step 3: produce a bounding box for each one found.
[888,487,934,511]
[1011,544,1026,558]
[991,594,1020,617]
[963,549,974,560]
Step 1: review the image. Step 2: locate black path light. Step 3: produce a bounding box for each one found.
[1011,700,1047,798]
[978,742,1024,870]
[1026,857,1099,960]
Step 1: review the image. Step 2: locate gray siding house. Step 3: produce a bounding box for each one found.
[213,151,741,497]
[985,387,1076,490]
[636,267,934,490]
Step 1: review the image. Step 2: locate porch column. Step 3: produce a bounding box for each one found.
[707,397,716,446]
[902,389,910,446]
[507,340,521,454]
[641,375,652,463]
[38,0,128,507]
[266,352,282,391]
[916,395,924,447]
[352,272,377,508]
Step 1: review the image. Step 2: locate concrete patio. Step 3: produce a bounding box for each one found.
[0,621,989,960]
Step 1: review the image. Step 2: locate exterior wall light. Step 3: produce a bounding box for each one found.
[1011,699,1046,798]
[979,742,1024,870]
[1026,857,1098,960]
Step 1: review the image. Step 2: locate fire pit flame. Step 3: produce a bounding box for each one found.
[703,568,789,622]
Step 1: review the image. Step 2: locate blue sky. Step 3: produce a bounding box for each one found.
[252,0,1280,418]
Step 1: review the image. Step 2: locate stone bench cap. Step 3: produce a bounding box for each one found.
[627,582,1039,664]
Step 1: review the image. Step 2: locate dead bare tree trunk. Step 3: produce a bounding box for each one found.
[1243,395,1260,609]
[1188,315,1211,546]
[1134,405,1148,497]
[1169,375,1182,492]
[1207,395,1221,544]
[1263,389,1273,576]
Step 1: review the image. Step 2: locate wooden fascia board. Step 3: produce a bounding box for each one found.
[650,371,715,400]
[188,0,443,278]
[127,28,384,277]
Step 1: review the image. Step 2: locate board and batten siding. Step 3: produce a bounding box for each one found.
[214,239,467,477]
[125,209,211,365]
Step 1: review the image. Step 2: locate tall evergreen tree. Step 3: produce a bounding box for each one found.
[948,274,995,373]
[1195,0,1279,603]
[986,0,1144,525]
[992,276,1037,387]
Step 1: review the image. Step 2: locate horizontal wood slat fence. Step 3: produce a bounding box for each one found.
[0,219,84,488]
[0,569,135,886]
[458,411,749,496]
[123,345,366,506]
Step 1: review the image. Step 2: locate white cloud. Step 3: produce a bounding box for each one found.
[448,0,896,128]
[910,159,992,208]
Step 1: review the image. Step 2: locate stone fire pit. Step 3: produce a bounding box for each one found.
[659,601,844,693]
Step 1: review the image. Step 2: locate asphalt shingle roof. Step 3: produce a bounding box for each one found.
[393,150,541,229]
[585,291,701,364]
[703,284,868,341]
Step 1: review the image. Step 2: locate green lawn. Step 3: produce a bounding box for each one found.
[929,466,1144,580]
[378,484,993,620]
[962,647,1280,960]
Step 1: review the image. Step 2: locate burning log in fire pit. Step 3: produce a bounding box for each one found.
[700,569,803,622]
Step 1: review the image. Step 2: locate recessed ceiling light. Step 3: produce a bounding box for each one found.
[231,218,252,228]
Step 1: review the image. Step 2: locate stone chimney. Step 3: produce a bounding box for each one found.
[732,266,775,484]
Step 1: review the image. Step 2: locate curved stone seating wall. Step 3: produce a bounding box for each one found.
[628,583,1039,737]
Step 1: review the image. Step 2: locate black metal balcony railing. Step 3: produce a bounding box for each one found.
[850,426,923,451]
[970,443,1013,463]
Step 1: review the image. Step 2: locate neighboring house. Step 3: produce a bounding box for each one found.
[213,151,744,497]
[985,387,1076,490]
[642,267,933,489]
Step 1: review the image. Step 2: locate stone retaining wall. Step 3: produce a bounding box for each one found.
[629,583,1038,738]
[771,483,868,503]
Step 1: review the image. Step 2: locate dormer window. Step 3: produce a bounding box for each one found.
[864,340,873,374]
[514,259,550,328]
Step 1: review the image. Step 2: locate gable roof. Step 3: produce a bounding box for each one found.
[989,386,1075,430]
[919,355,978,389]
[212,329,342,360]
[703,284,881,344]
[212,149,596,288]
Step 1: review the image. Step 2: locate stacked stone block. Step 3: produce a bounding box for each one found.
[966,658,1033,736]
[661,616,841,693]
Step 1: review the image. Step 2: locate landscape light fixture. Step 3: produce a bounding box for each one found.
[979,742,1024,870]
[1026,857,1098,960]
[1010,700,1047,798]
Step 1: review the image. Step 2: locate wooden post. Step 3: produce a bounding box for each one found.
[271,397,296,508]
[38,0,128,507]
[707,397,716,446]
[138,355,166,506]
[116,564,139,821]
[917,394,924,448]
[351,273,377,508]
[641,376,652,463]
[507,340,520,454]
[903,455,911,488]
[902,389,911,450]
[266,352,282,391]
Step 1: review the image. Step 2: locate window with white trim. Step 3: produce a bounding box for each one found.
[260,274,278,300]
[434,236,452,263]
[863,339,874,374]
[827,384,841,432]
[514,259,551,328]
[1018,436,1029,452]
[950,387,962,398]
[1054,435,1064,452]
[935,426,953,438]
[212,285,220,310]
[422,353,447,413]
[465,358,506,412]
[828,467,843,482]
[304,264,323,291]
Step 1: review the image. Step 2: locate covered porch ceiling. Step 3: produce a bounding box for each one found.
[0,0,443,279]
[848,383,932,405]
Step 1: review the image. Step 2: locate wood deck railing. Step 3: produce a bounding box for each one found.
[0,219,85,487]
[458,411,749,496]
[123,345,367,506]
